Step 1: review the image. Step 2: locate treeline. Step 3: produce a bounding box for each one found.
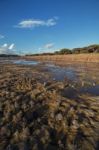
[26,53,54,56]
[0,54,19,57]
[59,44,99,54]
[26,44,99,56]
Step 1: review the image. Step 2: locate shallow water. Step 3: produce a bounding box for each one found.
[1,58,99,96]
[46,64,77,80]
[0,59,39,65]
[46,62,99,96]
[80,85,99,96]
[13,60,39,65]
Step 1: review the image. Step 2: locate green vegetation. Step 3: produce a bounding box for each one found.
[72,44,99,54]
[0,54,19,57]
[55,48,72,54]
[25,44,99,56]
[55,44,99,55]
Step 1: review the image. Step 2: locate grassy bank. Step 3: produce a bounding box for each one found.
[24,54,99,63]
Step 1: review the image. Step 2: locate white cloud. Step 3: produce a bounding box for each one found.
[2,43,8,47]
[0,34,4,39]
[44,43,54,49]
[0,43,15,54]
[9,43,15,50]
[15,17,58,29]
[36,43,55,54]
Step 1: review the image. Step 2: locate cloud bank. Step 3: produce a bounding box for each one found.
[15,17,58,29]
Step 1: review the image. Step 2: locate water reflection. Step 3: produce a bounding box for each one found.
[13,60,39,65]
[46,64,77,80]
[46,62,99,96]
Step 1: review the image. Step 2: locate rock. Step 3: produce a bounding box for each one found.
[55,113,63,121]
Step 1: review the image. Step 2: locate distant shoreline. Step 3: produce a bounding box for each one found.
[1,53,99,63]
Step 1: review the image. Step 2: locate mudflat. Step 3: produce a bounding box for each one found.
[0,58,99,150]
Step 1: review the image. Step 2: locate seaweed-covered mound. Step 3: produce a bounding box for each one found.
[0,64,99,150]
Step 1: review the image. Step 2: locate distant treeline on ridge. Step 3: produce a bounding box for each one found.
[26,44,99,56]
[0,54,19,57]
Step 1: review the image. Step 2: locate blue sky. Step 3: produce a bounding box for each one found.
[0,0,99,54]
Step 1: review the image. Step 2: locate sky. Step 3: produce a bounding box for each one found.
[0,0,99,54]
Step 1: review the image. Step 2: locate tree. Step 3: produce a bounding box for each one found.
[55,48,72,54]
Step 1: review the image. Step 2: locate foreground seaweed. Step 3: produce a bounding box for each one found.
[0,64,99,150]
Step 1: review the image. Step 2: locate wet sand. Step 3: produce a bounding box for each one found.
[0,59,99,150]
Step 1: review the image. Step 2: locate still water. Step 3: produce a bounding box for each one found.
[13,60,39,65]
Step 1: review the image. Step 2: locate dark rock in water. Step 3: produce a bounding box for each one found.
[0,110,3,118]
[6,144,19,150]
[96,141,99,150]
[25,111,37,123]
[18,141,31,150]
